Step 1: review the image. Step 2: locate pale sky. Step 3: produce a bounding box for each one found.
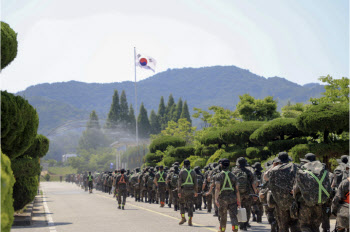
[1,0,349,93]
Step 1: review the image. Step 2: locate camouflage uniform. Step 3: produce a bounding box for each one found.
[331,173,349,229]
[155,169,167,206]
[144,171,156,204]
[168,167,180,211]
[116,173,129,209]
[251,163,263,223]
[139,170,148,202]
[194,167,204,210]
[130,170,141,201]
[215,164,239,232]
[178,166,198,220]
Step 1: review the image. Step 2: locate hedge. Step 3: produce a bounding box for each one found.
[250,118,304,145]
[24,134,50,159]
[1,152,15,232]
[296,103,349,141]
[195,145,218,157]
[1,22,18,70]
[221,121,265,145]
[11,156,41,179]
[206,149,225,165]
[149,136,186,153]
[180,155,207,169]
[246,147,271,160]
[13,175,38,211]
[221,149,246,162]
[168,146,195,159]
[267,138,308,154]
[1,91,39,160]
[144,152,163,165]
[199,130,226,146]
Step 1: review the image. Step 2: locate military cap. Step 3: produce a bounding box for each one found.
[276,152,292,163]
[305,153,316,162]
[252,162,263,171]
[222,158,230,167]
[183,159,190,166]
[236,157,247,167]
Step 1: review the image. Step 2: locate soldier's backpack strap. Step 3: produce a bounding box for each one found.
[305,170,330,203]
[220,171,234,194]
[181,169,194,186]
[157,171,166,183]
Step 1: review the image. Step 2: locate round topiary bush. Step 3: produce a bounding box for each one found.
[149,136,186,153]
[221,121,265,145]
[11,156,40,179]
[168,146,195,159]
[1,22,18,70]
[13,175,38,211]
[24,134,50,159]
[1,151,15,232]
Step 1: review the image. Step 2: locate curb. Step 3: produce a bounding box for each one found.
[12,197,36,226]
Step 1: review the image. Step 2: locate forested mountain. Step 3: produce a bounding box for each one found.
[17,65,324,135]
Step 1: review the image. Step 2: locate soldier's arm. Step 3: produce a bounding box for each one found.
[206,182,214,195]
[215,183,220,206]
[154,175,158,187]
[236,183,241,207]
[193,172,198,193]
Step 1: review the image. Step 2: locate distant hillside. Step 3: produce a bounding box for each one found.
[17,65,324,135]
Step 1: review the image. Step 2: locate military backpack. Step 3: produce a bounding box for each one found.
[234,169,250,194]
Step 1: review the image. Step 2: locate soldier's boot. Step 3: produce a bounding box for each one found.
[204,204,207,209]
[179,215,186,225]
[232,225,239,232]
[188,217,193,226]
[239,223,247,231]
[252,213,257,222]
[213,210,218,217]
[118,205,121,209]
[218,226,225,232]
[122,205,124,210]
[166,199,168,204]
[208,209,211,213]
[271,221,278,232]
[257,214,262,223]
[174,205,178,211]
[245,222,251,228]
[323,230,330,232]
[168,203,171,208]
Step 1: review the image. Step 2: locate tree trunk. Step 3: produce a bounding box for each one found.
[324,130,329,143]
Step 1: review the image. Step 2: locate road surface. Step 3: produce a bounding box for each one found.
[12,182,335,232]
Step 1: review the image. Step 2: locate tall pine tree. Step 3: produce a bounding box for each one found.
[86,110,100,129]
[180,101,192,125]
[165,94,176,124]
[128,104,136,134]
[137,103,151,138]
[106,90,120,128]
[119,90,129,128]
[174,98,183,122]
[149,110,161,135]
[158,96,166,130]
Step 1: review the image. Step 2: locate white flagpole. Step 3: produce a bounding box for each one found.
[134,47,139,155]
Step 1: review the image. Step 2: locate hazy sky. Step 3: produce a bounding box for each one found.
[1,0,349,93]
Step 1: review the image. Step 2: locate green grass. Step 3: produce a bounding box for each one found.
[48,166,77,175]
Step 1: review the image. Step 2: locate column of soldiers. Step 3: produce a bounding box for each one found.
[66,153,349,232]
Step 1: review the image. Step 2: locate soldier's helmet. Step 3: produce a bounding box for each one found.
[236,157,247,167]
[173,165,179,171]
[305,153,316,162]
[222,158,230,168]
[183,159,190,166]
[341,155,349,164]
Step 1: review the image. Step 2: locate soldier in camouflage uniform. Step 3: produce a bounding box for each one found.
[144,168,156,204]
[204,163,217,213]
[178,160,198,226]
[139,168,148,202]
[202,166,209,209]
[251,162,263,223]
[130,168,141,201]
[116,169,129,210]
[215,158,241,232]
[168,165,180,211]
[232,157,257,231]
[194,166,204,210]
[166,166,174,208]
[154,165,167,207]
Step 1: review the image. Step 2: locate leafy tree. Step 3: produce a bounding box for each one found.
[193,106,238,128]
[160,118,196,144]
[105,90,120,128]
[296,103,349,143]
[310,75,349,104]
[235,94,280,121]
[1,91,39,160]
[174,98,183,122]
[149,136,186,153]
[128,104,136,134]
[137,103,151,138]
[149,110,161,135]
[157,96,166,129]
[79,111,109,150]
[1,151,15,232]
[281,102,309,118]
[165,94,176,123]
[119,90,129,128]
[1,22,18,70]
[180,101,192,124]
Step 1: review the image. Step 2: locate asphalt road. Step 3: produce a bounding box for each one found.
[12,182,335,232]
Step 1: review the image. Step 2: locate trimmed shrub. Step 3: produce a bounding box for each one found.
[250,118,305,145]
[196,145,218,157]
[145,152,163,165]
[1,91,39,160]
[1,152,15,232]
[163,156,178,167]
[199,130,226,146]
[297,103,349,141]
[168,146,195,159]
[1,22,18,70]
[221,149,246,162]
[246,147,271,160]
[181,155,207,169]
[267,138,308,154]
[246,147,260,159]
[206,149,225,165]
[13,175,38,211]
[11,156,40,179]
[149,136,186,153]
[23,134,50,159]
[221,121,265,145]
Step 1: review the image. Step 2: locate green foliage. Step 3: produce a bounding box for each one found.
[236,94,280,121]
[281,102,309,118]
[196,145,218,157]
[24,134,50,159]
[267,138,307,154]
[157,96,166,130]
[149,110,161,135]
[310,75,349,104]
[45,131,80,161]
[1,21,18,70]
[1,91,39,160]
[1,152,15,232]
[149,135,186,153]
[193,106,239,128]
[105,90,120,128]
[121,145,148,169]
[221,121,265,145]
[180,155,207,169]
[199,129,225,146]
[48,166,77,175]
[221,149,246,162]
[250,118,304,145]
[78,111,109,150]
[296,103,349,141]
[44,174,51,181]
[128,104,136,134]
[156,118,196,144]
[245,147,270,160]
[145,152,163,166]
[174,98,183,122]
[180,101,192,125]
[168,146,195,159]
[11,156,40,178]
[138,102,151,138]
[206,149,225,165]
[119,90,129,128]
[13,176,38,211]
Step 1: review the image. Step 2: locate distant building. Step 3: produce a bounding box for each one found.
[62,154,77,162]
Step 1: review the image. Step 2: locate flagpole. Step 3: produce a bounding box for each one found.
[134,47,139,159]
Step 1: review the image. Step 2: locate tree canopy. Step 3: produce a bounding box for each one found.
[1,22,18,70]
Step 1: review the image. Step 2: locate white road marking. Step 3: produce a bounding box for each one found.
[42,191,57,232]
